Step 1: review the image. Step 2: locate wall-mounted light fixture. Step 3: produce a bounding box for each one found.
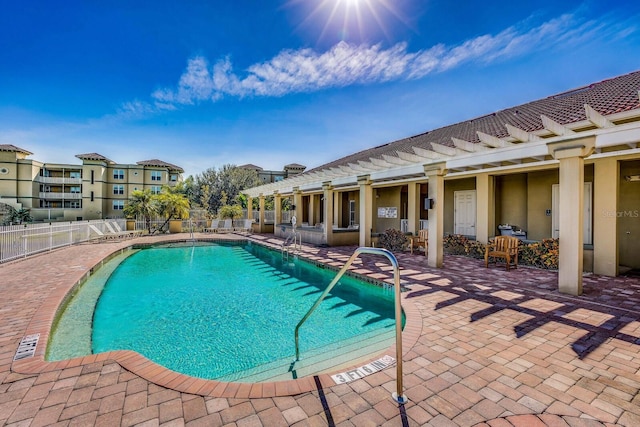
[625,175,640,182]
[424,198,434,209]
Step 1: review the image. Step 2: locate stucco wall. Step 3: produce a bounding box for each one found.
[374,187,401,232]
[525,170,555,241]
[495,174,528,237]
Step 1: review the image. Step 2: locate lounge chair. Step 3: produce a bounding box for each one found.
[88,224,126,242]
[204,219,220,233]
[104,222,138,239]
[234,219,253,233]
[110,221,143,237]
[217,219,233,233]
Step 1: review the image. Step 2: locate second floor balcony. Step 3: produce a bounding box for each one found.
[39,192,82,200]
[36,176,82,185]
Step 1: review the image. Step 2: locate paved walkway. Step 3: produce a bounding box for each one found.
[1,233,639,426]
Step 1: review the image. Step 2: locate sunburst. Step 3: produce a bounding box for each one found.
[287,0,412,44]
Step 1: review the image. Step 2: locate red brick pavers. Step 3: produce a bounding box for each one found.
[1,233,639,426]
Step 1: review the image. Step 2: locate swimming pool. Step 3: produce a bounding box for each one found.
[47,241,400,382]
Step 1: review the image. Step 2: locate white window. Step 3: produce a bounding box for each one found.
[113,200,124,210]
[170,174,178,182]
[151,186,162,194]
[113,169,124,180]
[151,171,162,181]
[69,201,81,209]
[69,171,81,179]
[113,185,124,195]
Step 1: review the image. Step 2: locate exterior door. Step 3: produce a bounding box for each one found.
[454,190,476,236]
[551,182,592,244]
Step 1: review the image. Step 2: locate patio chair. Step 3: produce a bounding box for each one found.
[234,219,253,233]
[484,235,519,271]
[110,221,143,237]
[217,219,233,233]
[204,219,220,233]
[409,229,428,255]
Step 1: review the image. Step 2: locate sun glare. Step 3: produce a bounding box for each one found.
[288,0,411,45]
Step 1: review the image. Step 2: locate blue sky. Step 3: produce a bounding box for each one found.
[1,1,639,177]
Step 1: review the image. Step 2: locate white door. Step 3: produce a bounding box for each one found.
[551,182,592,244]
[454,190,476,236]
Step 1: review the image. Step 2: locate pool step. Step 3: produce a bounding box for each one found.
[219,327,395,383]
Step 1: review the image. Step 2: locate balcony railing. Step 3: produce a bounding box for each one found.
[36,176,82,184]
[39,192,82,200]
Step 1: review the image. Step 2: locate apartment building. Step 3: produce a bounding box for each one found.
[239,163,306,183]
[0,146,183,221]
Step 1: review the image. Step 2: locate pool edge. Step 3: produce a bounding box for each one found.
[11,233,423,398]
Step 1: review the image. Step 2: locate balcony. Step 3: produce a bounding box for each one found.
[39,192,82,200]
[36,176,82,185]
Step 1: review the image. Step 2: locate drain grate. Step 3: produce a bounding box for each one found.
[14,334,40,361]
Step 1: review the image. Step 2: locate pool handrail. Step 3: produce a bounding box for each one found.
[293,246,407,404]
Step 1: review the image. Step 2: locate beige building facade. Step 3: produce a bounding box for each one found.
[0,147,183,222]
[244,71,640,295]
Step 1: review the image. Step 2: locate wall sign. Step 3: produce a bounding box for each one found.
[377,207,397,218]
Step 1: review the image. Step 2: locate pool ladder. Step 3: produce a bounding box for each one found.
[293,247,407,404]
[281,231,301,260]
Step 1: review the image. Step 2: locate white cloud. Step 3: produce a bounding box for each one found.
[130,10,628,113]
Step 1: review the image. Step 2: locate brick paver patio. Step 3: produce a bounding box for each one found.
[1,233,639,426]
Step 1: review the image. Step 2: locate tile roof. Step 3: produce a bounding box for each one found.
[0,144,33,155]
[75,153,114,163]
[307,70,640,173]
[239,164,264,170]
[136,159,184,173]
[285,163,306,169]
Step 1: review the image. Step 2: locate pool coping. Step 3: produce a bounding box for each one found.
[10,234,422,398]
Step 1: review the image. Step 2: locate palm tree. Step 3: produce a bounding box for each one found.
[123,190,157,234]
[155,189,190,232]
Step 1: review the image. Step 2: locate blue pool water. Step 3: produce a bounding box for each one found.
[50,242,399,382]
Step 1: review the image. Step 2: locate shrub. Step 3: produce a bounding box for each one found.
[443,234,559,270]
[443,234,485,259]
[378,228,408,252]
[519,238,559,269]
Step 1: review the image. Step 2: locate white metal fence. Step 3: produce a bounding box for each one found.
[0,219,126,264]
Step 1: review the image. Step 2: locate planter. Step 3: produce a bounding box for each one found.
[169,219,182,233]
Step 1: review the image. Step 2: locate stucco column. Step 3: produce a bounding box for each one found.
[274,192,282,225]
[358,175,373,247]
[549,138,595,295]
[258,195,266,233]
[476,173,495,244]
[308,194,315,226]
[334,191,341,228]
[407,182,419,235]
[323,182,334,245]
[593,158,619,276]
[425,163,447,268]
[246,196,253,224]
[293,188,303,225]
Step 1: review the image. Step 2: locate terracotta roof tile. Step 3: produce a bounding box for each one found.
[75,153,114,163]
[136,159,184,173]
[307,70,640,173]
[0,144,33,155]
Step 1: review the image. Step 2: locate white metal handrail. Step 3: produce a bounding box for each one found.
[294,247,407,403]
[281,231,301,259]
